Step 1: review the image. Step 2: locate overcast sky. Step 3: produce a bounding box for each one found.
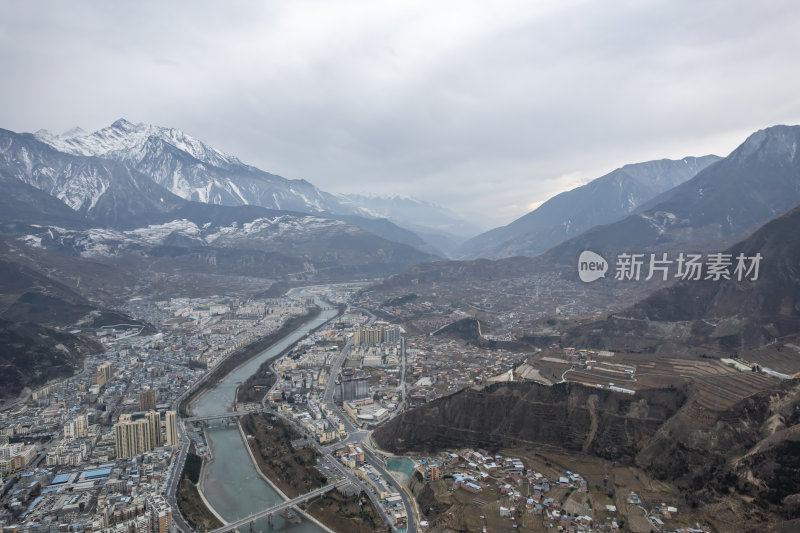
[2,1,800,227]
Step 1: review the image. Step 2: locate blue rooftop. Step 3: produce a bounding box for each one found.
[84,468,111,479]
[51,473,72,485]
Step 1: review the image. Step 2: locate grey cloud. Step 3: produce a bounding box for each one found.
[2,0,800,226]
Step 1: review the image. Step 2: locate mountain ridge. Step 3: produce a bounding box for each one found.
[32,120,460,254]
[561,201,800,353]
[366,125,800,335]
[458,155,721,259]
[1,128,441,288]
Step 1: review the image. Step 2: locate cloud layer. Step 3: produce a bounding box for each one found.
[2,0,800,226]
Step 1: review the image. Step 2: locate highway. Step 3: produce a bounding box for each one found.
[164,420,195,533]
[314,305,417,533]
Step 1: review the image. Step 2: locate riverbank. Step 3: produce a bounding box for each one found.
[236,339,296,404]
[195,441,227,526]
[237,418,338,533]
[240,413,325,498]
[179,305,321,416]
[175,445,224,531]
[239,414,385,533]
[238,303,343,404]
[183,294,340,533]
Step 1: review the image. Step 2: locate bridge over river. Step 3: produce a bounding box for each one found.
[182,408,263,423]
[208,480,348,533]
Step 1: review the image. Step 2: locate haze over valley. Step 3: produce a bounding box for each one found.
[3,2,800,533]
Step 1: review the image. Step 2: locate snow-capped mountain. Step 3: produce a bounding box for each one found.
[1,128,184,228]
[32,120,486,255]
[1,125,439,282]
[457,155,722,259]
[35,118,346,213]
[2,126,438,253]
[37,119,239,169]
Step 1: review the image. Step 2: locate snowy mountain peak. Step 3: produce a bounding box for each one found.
[342,193,434,208]
[25,119,472,250]
[28,119,347,214]
[111,118,136,130]
[60,126,87,139]
[34,119,244,170]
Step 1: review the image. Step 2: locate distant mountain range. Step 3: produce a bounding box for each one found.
[475,125,800,274]
[370,125,800,340]
[540,125,800,267]
[32,119,479,254]
[0,125,439,270]
[338,194,484,254]
[457,155,721,259]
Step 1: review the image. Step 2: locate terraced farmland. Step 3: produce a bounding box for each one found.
[690,371,779,410]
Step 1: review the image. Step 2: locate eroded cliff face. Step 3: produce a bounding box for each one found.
[374,381,687,460]
[376,379,800,519]
[635,379,800,514]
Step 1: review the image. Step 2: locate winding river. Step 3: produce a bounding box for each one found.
[192,295,338,532]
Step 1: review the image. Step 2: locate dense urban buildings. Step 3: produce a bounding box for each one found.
[0,294,313,531]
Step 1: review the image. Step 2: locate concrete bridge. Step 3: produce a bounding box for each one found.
[182,408,263,423]
[208,480,348,533]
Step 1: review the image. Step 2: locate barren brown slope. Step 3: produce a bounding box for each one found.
[373,381,686,460]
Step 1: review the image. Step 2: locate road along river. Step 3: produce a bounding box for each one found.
[192,297,338,532]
